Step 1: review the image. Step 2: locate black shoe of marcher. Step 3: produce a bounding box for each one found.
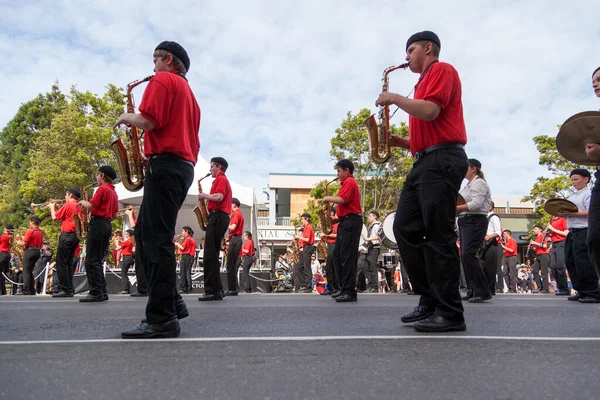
[406,290,416,295]
[555,290,571,296]
[224,290,238,296]
[245,289,252,294]
[331,291,343,299]
[121,318,180,339]
[130,292,148,297]
[366,288,378,293]
[413,315,466,333]
[568,293,581,301]
[578,297,600,303]
[79,294,107,302]
[400,289,410,294]
[467,295,492,303]
[198,292,224,302]
[320,290,333,296]
[401,305,435,323]
[52,291,74,298]
[335,293,357,302]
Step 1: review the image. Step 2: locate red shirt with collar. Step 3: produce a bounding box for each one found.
[409,61,467,155]
[24,227,43,249]
[90,183,119,219]
[55,200,79,233]
[550,217,567,243]
[503,237,518,257]
[326,223,338,244]
[534,233,549,255]
[181,236,197,256]
[302,223,315,246]
[208,172,232,214]
[138,71,201,165]
[336,176,362,217]
[120,239,133,256]
[0,233,10,253]
[240,238,255,257]
[229,209,244,237]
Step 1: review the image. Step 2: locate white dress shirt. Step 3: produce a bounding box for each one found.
[459,176,492,215]
[486,212,502,236]
[567,186,591,229]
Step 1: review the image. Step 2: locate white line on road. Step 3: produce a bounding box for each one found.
[1,335,600,345]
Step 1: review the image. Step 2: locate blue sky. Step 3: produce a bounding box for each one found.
[0,0,598,204]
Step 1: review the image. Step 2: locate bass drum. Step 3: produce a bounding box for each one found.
[379,211,397,250]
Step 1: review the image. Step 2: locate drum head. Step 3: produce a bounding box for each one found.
[380,211,397,250]
[544,198,578,217]
[556,111,600,166]
[382,252,398,269]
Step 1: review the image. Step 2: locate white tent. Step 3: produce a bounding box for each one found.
[114,155,257,243]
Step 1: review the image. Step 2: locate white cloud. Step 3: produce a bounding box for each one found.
[1,0,598,205]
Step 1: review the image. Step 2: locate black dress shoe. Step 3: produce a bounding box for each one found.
[555,290,571,296]
[335,293,357,302]
[130,292,148,297]
[400,305,434,323]
[320,290,333,296]
[413,315,466,332]
[331,291,343,299]
[198,292,224,301]
[224,290,238,296]
[121,318,180,339]
[467,295,492,303]
[579,297,600,303]
[79,294,107,302]
[568,293,581,301]
[52,291,74,298]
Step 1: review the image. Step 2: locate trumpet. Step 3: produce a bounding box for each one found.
[31,199,64,209]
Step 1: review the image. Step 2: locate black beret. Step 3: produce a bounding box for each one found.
[211,157,228,170]
[369,210,380,219]
[67,187,81,200]
[30,216,41,225]
[335,159,354,174]
[155,41,190,72]
[6,224,14,230]
[98,165,117,181]
[570,168,591,179]
[593,66,600,79]
[406,30,441,52]
[232,197,241,207]
[468,158,482,169]
[182,225,194,236]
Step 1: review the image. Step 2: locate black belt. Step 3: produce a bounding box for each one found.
[149,153,194,168]
[339,213,362,221]
[414,142,464,161]
[61,231,76,235]
[91,216,111,221]
[210,210,228,215]
[229,234,241,237]
[570,227,587,232]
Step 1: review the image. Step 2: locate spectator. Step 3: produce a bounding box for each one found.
[313,265,326,294]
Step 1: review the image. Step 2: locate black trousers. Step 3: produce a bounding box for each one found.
[22,248,40,294]
[482,243,501,294]
[394,147,468,322]
[549,240,569,292]
[11,271,22,294]
[532,253,550,291]
[179,254,194,292]
[503,256,518,292]
[333,214,362,295]
[241,256,253,291]
[226,235,242,291]
[203,210,230,294]
[566,228,600,298]
[84,218,111,296]
[459,215,490,299]
[302,245,315,288]
[356,252,368,290]
[120,255,134,292]
[400,261,411,291]
[0,252,10,295]
[134,156,194,324]
[588,173,600,275]
[55,232,79,294]
[133,250,148,294]
[324,241,338,291]
[365,247,380,290]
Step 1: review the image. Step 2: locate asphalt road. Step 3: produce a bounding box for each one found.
[1,293,599,399]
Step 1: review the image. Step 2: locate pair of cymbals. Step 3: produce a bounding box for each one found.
[544,198,578,217]
[556,111,600,166]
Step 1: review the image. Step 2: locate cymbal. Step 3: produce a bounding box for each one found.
[556,111,600,166]
[457,193,466,205]
[544,198,578,217]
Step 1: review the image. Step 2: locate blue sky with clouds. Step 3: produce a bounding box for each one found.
[0,0,598,204]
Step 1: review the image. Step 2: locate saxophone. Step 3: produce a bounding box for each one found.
[317,177,339,235]
[192,173,211,231]
[73,182,98,241]
[110,75,154,192]
[364,62,410,163]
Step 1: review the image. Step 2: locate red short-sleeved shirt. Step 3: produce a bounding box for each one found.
[24,227,43,249]
[181,237,197,256]
[550,217,567,243]
[0,233,11,253]
[326,223,339,244]
[409,61,467,155]
[90,183,119,219]
[55,200,79,233]
[120,239,133,256]
[138,71,201,165]
[504,237,518,257]
[208,173,232,214]
[302,223,315,246]
[534,234,549,255]
[240,239,255,257]
[229,209,244,237]
[336,176,362,217]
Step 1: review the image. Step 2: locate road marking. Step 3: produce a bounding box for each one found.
[1,335,600,345]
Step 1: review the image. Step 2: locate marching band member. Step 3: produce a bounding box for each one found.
[0,224,13,296]
[319,206,338,295]
[294,213,315,293]
[376,30,468,331]
[363,210,381,293]
[117,229,135,294]
[529,225,550,293]
[585,66,600,274]
[175,226,196,294]
[18,216,44,295]
[500,230,519,293]
[240,231,255,293]
[546,216,570,295]
[225,198,244,296]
